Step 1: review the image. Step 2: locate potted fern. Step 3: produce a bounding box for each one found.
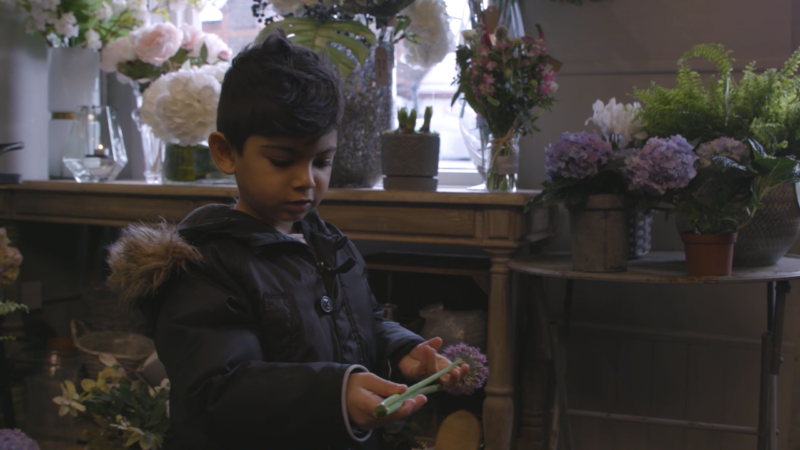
[634,44,800,274]
[381,107,440,191]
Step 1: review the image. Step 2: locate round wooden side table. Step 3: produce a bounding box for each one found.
[509,252,800,450]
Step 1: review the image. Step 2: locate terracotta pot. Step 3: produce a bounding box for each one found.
[681,233,738,277]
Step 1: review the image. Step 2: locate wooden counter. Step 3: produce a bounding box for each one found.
[2,180,557,450]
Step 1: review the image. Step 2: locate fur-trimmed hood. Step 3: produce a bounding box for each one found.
[106,204,340,310]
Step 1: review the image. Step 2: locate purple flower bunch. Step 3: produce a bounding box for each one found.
[623,135,698,196]
[441,342,489,396]
[544,131,614,182]
[695,137,750,168]
[0,429,39,450]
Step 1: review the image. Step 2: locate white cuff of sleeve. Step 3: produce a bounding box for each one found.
[342,364,372,443]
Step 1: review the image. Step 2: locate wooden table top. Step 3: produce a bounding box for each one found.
[510,252,800,284]
[2,181,540,206]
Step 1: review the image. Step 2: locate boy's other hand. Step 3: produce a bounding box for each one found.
[346,372,427,430]
[398,338,470,388]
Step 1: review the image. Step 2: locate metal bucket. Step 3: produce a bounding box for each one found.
[569,194,628,273]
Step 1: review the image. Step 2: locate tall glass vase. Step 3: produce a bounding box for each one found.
[330,42,393,188]
[132,86,164,184]
[483,132,521,193]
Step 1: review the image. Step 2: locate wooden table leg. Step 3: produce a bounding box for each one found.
[484,249,515,450]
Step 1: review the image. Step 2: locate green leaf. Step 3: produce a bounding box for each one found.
[256,18,376,79]
[199,43,208,64]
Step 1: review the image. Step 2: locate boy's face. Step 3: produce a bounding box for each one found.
[225,131,337,234]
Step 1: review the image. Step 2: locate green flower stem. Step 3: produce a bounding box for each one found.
[373,385,445,418]
[373,359,462,418]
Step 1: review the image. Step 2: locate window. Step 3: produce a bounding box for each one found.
[201,0,481,184]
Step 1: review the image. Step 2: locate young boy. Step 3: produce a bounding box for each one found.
[107,30,467,449]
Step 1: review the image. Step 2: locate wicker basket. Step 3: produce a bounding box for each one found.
[71,320,155,379]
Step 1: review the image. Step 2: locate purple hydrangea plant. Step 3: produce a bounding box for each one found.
[441,343,489,396]
[544,131,614,183]
[695,137,750,168]
[0,429,39,450]
[623,135,698,196]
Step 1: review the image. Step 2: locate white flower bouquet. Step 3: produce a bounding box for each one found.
[585,97,648,150]
[140,63,227,146]
[102,22,232,91]
[3,0,148,49]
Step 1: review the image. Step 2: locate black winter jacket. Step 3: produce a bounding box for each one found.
[107,205,425,450]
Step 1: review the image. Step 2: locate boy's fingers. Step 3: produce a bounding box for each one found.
[361,373,406,397]
[424,337,443,351]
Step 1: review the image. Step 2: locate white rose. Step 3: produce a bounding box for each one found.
[92,2,113,23]
[130,22,183,66]
[199,33,232,63]
[461,29,477,41]
[181,24,205,53]
[100,36,135,72]
[84,29,102,51]
[401,0,454,68]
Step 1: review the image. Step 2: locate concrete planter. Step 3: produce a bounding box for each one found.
[381,133,440,191]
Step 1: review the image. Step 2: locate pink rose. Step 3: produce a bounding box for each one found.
[130,23,183,66]
[100,37,136,73]
[200,33,232,63]
[181,24,205,54]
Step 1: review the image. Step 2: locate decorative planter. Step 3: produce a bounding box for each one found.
[628,209,653,259]
[681,233,737,277]
[48,47,100,179]
[569,194,628,273]
[330,43,393,188]
[381,133,440,191]
[163,143,233,184]
[733,183,800,267]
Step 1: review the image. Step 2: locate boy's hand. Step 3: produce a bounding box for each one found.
[398,338,470,388]
[346,372,427,430]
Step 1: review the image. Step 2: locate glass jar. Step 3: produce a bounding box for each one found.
[483,133,521,193]
[24,339,83,446]
[62,106,128,183]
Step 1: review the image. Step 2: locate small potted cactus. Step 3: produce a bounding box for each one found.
[381,106,441,191]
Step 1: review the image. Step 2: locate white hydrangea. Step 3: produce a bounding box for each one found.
[110,0,127,14]
[84,29,102,50]
[141,64,230,146]
[92,2,113,22]
[401,0,454,68]
[200,62,228,83]
[40,0,59,11]
[28,5,52,32]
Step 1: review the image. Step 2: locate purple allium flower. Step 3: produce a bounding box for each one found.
[623,134,698,196]
[441,343,489,396]
[0,429,39,450]
[544,131,614,183]
[695,137,750,168]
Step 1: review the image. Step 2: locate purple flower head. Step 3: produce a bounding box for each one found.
[0,429,39,450]
[695,137,750,168]
[544,131,614,183]
[623,134,698,197]
[441,343,489,396]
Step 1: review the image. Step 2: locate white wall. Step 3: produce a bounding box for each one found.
[0,5,49,181]
[514,1,800,448]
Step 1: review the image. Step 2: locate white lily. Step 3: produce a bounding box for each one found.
[585,97,648,148]
[52,380,86,417]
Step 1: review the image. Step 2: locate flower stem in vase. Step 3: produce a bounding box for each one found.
[485,133,521,193]
[164,144,197,182]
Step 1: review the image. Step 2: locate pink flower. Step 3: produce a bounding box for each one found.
[100,37,135,73]
[478,46,490,57]
[130,23,183,66]
[181,24,205,53]
[486,61,497,71]
[199,33,232,63]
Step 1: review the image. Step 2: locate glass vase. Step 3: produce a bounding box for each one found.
[483,132,521,193]
[163,143,233,184]
[62,106,127,183]
[132,86,163,184]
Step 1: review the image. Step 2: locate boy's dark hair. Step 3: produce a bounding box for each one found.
[217,29,343,153]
